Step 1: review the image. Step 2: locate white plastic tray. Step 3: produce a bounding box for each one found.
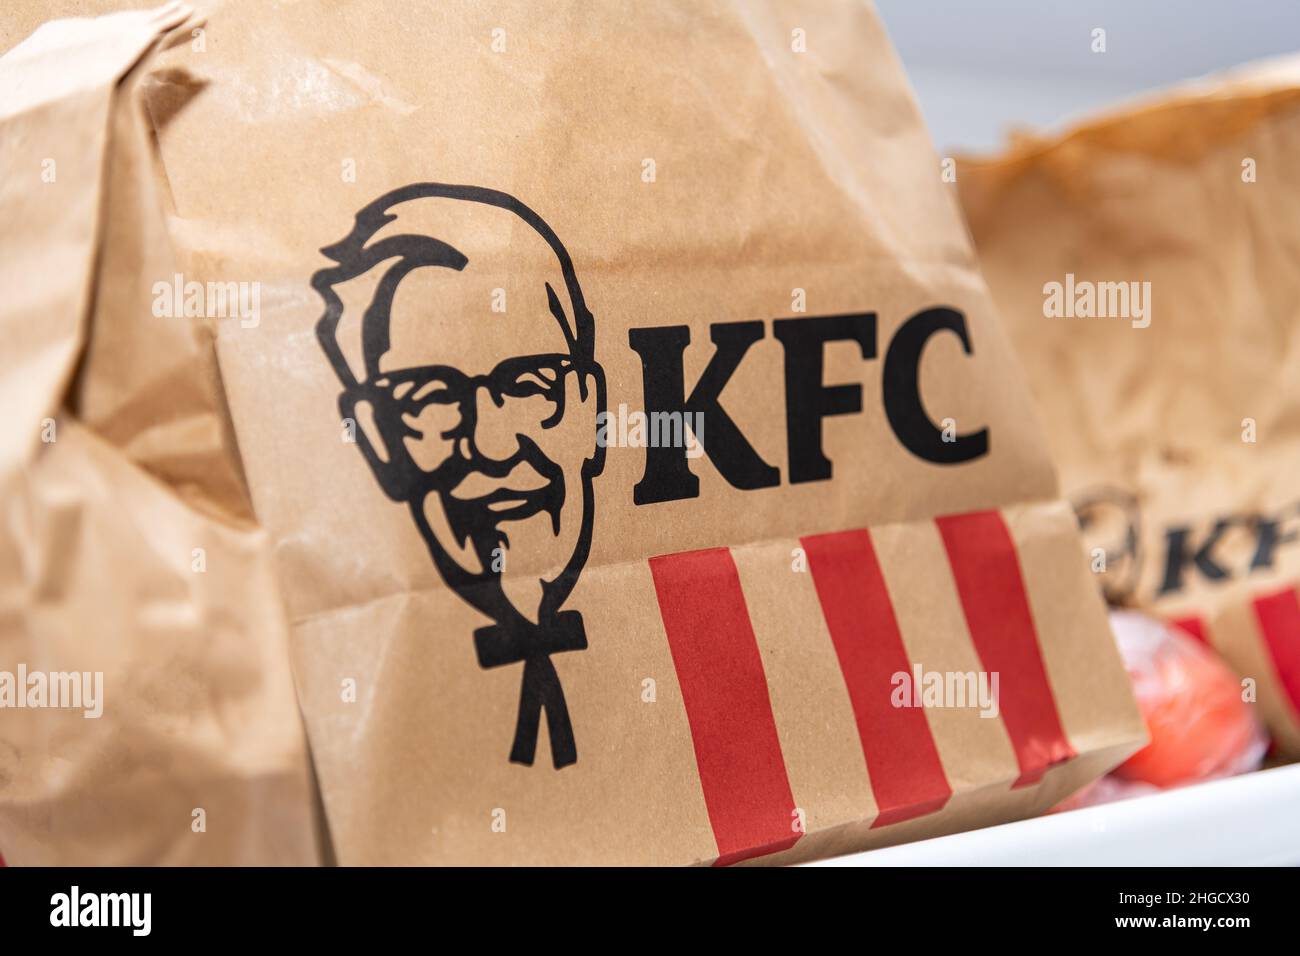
[808,763,1300,866]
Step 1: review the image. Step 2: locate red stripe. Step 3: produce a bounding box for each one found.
[803,529,951,827]
[1170,615,1209,644]
[1250,587,1300,721]
[936,510,1076,787]
[649,548,800,866]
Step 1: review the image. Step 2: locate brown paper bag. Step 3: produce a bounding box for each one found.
[959,59,1300,755]
[0,4,319,864]
[3,0,1144,865]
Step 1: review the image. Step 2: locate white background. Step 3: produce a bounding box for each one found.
[876,0,1300,152]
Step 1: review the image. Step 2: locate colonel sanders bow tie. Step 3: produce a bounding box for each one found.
[472,610,587,768]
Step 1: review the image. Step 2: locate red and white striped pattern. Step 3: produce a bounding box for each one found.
[649,508,1077,866]
[1173,590,1300,740]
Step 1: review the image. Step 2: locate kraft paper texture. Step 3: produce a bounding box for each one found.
[960,57,1300,756]
[0,3,320,865]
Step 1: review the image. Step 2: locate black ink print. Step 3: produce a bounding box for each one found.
[313,184,606,768]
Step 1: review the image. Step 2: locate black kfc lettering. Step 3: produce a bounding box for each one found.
[628,321,780,504]
[1158,518,1244,595]
[773,312,876,484]
[883,307,989,464]
[1251,503,1300,571]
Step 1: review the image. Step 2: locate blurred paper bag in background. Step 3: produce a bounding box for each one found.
[960,58,1300,755]
[0,4,319,864]
[3,0,1144,865]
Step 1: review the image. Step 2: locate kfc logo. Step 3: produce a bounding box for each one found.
[313,183,606,769]
[312,184,997,770]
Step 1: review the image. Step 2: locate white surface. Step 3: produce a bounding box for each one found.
[809,764,1300,866]
[875,0,1300,152]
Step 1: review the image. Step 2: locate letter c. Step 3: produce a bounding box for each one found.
[883,307,989,464]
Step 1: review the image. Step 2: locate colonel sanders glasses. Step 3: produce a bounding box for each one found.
[368,353,576,444]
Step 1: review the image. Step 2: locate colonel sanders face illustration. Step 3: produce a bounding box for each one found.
[312,184,606,768]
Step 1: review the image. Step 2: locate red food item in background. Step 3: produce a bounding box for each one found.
[1110,610,1267,788]
[1053,611,1267,813]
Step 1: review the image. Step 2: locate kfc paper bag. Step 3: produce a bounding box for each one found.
[0,4,319,864]
[10,0,1144,865]
[959,58,1300,755]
